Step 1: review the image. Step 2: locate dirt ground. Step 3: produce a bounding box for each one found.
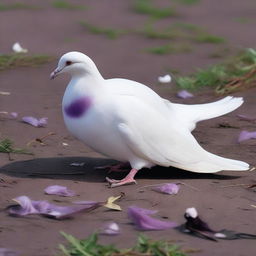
[0,1,256,255]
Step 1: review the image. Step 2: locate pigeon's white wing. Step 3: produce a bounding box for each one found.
[113,94,249,173]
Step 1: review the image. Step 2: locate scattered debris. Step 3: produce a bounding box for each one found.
[176,90,194,99]
[238,130,256,143]
[12,42,28,53]
[10,112,18,119]
[22,116,48,127]
[158,74,172,83]
[44,185,76,197]
[27,132,55,146]
[8,196,101,219]
[152,183,180,195]
[0,248,18,256]
[128,205,177,230]
[237,114,256,122]
[216,122,239,129]
[0,91,11,95]
[178,207,256,241]
[99,221,120,235]
[8,193,125,219]
[103,194,124,211]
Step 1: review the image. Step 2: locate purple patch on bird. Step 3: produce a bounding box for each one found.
[65,97,92,118]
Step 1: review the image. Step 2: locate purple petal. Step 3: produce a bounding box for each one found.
[100,221,120,235]
[10,112,18,119]
[22,116,47,127]
[8,196,40,216]
[153,183,180,195]
[237,114,256,122]
[44,185,76,197]
[0,248,18,256]
[38,117,48,126]
[238,130,256,143]
[128,206,177,231]
[8,196,100,219]
[176,90,194,99]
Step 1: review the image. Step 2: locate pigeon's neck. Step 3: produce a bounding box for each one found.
[66,69,106,100]
[71,62,104,81]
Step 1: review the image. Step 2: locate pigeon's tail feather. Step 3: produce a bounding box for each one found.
[177,152,249,173]
[171,96,243,131]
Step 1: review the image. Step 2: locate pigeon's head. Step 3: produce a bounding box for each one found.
[50,51,100,79]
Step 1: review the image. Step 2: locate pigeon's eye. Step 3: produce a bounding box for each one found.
[66,61,72,66]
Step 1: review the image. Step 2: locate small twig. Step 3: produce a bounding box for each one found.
[249,166,256,172]
[0,91,10,95]
[137,182,199,191]
[221,183,252,188]
[177,182,200,191]
[8,152,14,161]
[27,132,56,146]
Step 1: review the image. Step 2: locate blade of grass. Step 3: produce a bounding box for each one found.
[0,54,55,71]
[133,0,177,19]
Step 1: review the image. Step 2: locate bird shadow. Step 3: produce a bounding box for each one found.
[0,157,242,182]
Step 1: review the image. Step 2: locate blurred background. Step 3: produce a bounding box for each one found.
[1,0,255,83]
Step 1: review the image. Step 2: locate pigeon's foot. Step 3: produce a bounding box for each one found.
[95,162,130,173]
[106,168,138,188]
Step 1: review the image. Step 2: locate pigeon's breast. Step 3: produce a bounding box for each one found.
[64,96,92,118]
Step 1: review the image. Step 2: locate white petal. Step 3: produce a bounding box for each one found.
[12,42,28,53]
[185,207,198,218]
[158,74,172,83]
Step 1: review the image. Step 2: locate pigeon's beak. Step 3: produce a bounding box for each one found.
[50,67,62,80]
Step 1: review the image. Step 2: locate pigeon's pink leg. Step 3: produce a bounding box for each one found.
[95,162,130,173]
[106,168,138,188]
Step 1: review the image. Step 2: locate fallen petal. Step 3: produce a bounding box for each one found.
[176,90,194,99]
[153,183,180,195]
[12,42,28,53]
[238,130,256,143]
[38,117,48,126]
[100,221,120,235]
[9,196,40,216]
[22,116,47,127]
[104,195,123,211]
[128,206,177,230]
[10,112,18,119]
[158,74,172,84]
[0,248,18,256]
[8,196,100,219]
[237,114,256,122]
[44,185,76,197]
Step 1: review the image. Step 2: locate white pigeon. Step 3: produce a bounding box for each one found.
[50,51,249,187]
